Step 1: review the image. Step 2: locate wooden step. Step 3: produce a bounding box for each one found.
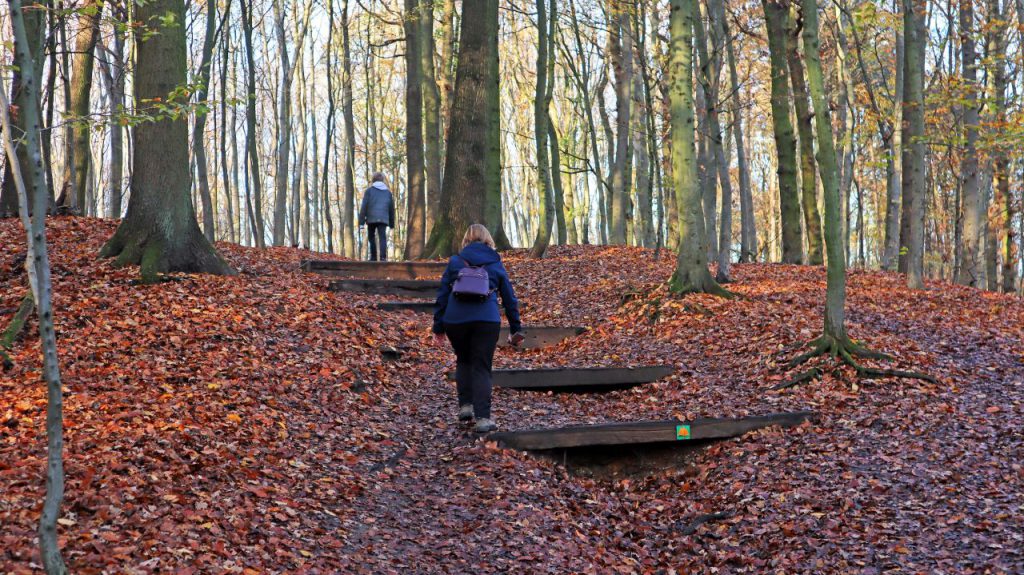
[498,326,586,349]
[489,411,816,450]
[449,365,673,391]
[329,279,440,298]
[377,301,434,313]
[302,260,446,280]
[493,365,673,390]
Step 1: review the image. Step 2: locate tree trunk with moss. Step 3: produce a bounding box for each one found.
[668,0,728,296]
[785,6,823,265]
[100,0,233,282]
[762,0,803,264]
[426,0,499,256]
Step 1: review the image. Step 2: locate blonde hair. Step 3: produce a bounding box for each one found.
[462,224,495,249]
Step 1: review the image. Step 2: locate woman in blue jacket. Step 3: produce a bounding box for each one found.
[433,224,522,433]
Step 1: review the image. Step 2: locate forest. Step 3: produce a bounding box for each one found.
[1,0,1022,572]
[0,0,1021,287]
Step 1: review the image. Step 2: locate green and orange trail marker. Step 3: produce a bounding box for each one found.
[676,425,691,440]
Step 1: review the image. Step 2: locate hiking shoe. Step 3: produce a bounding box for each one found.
[473,418,497,433]
[458,404,474,422]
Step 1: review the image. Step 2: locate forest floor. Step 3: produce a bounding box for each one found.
[2,217,1022,574]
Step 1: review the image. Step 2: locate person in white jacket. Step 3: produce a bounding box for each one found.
[358,172,396,261]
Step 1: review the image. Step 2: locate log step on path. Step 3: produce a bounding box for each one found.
[330,279,441,299]
[489,411,816,450]
[302,260,446,280]
[447,365,674,391]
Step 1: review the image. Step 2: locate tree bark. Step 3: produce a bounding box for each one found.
[667,0,728,296]
[956,0,983,286]
[608,0,633,244]
[785,5,823,265]
[0,0,45,217]
[900,0,926,288]
[425,0,499,256]
[1,2,68,570]
[404,0,426,258]
[66,0,104,213]
[342,0,357,256]
[725,17,756,263]
[531,0,556,258]
[762,0,803,264]
[421,0,442,234]
[240,0,266,247]
[193,0,218,241]
[100,0,234,282]
[800,0,848,343]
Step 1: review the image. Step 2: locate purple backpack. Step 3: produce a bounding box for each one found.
[451,256,493,302]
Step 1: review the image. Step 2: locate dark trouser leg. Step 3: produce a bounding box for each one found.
[376,223,388,261]
[444,323,474,408]
[445,322,500,419]
[367,225,378,261]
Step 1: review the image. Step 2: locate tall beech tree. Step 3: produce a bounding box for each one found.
[779,0,932,385]
[1,0,69,570]
[956,0,982,286]
[425,0,501,256]
[784,4,823,265]
[667,0,729,296]
[761,0,803,264]
[65,0,104,213]
[531,0,557,258]
[900,0,926,288]
[403,0,426,258]
[100,0,234,282]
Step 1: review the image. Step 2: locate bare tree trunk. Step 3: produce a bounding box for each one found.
[66,0,104,213]
[100,0,234,281]
[901,0,926,288]
[421,0,442,234]
[668,0,729,297]
[531,0,556,258]
[425,0,499,256]
[725,18,755,263]
[97,12,126,219]
[404,0,426,258]
[762,0,803,264]
[0,0,46,217]
[608,0,633,244]
[785,4,823,265]
[240,0,266,247]
[194,0,218,241]
[956,0,983,286]
[882,0,903,270]
[342,0,357,256]
[1,3,68,571]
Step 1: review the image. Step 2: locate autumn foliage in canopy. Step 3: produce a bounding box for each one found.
[2,217,1022,573]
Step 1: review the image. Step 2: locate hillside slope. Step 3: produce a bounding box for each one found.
[2,217,1021,573]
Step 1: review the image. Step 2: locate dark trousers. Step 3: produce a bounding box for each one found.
[367,223,388,261]
[444,321,500,419]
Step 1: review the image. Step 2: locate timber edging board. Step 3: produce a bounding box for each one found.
[328,279,441,298]
[488,411,816,450]
[489,365,674,390]
[377,301,434,313]
[302,260,446,280]
[498,326,586,349]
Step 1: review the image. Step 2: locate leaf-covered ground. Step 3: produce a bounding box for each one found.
[2,217,1022,574]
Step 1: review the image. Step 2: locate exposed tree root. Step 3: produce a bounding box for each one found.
[677,511,734,536]
[773,334,935,390]
[771,368,821,390]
